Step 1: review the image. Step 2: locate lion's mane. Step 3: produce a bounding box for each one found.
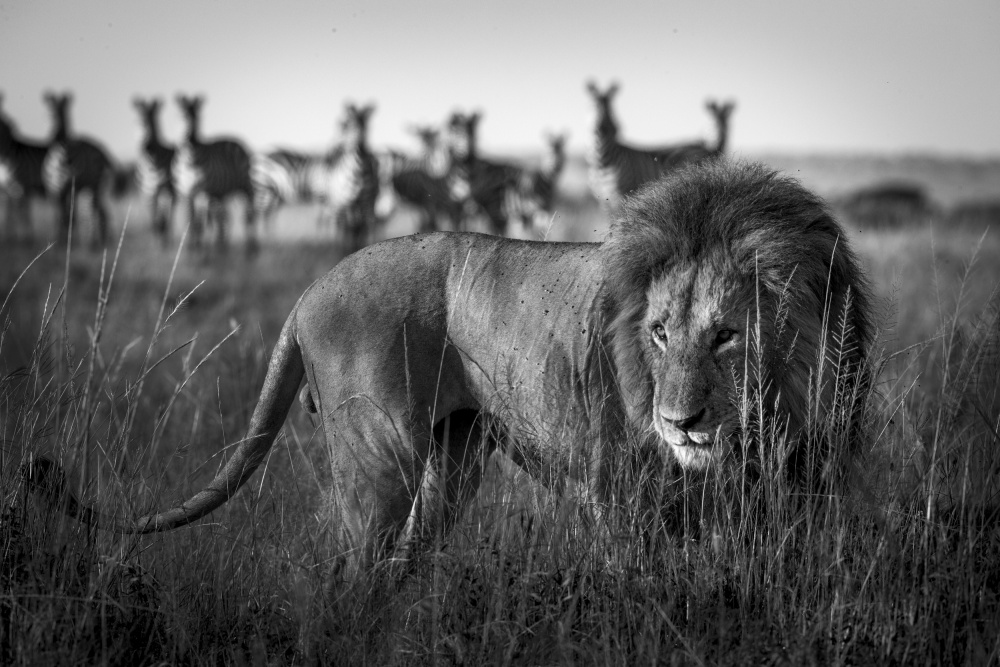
[602,161,875,459]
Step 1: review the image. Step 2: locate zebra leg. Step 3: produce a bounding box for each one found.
[151,187,166,244]
[243,189,259,254]
[485,204,507,237]
[187,192,207,250]
[92,187,111,248]
[154,188,175,246]
[1,193,13,241]
[212,199,229,250]
[56,187,74,245]
[10,193,33,242]
[414,204,435,234]
[347,210,365,254]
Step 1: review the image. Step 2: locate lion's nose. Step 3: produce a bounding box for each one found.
[665,408,706,432]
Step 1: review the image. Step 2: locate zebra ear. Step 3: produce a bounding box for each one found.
[469,111,482,127]
[362,103,376,120]
[607,81,620,98]
[44,90,57,106]
[586,80,600,97]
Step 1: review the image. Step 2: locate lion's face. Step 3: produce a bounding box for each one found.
[643,259,758,470]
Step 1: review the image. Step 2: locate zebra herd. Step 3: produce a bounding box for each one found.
[0,92,132,247]
[0,82,735,253]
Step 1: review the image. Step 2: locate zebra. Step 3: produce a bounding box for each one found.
[705,100,736,155]
[0,93,49,241]
[503,132,567,237]
[42,91,124,247]
[250,148,330,233]
[586,81,715,211]
[133,97,176,245]
[445,111,522,236]
[320,102,380,252]
[175,94,257,251]
[375,125,459,233]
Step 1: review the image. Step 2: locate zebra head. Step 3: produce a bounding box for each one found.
[176,94,206,144]
[42,90,73,142]
[585,81,620,140]
[543,132,568,178]
[409,125,440,153]
[340,103,375,150]
[445,111,481,161]
[133,97,165,142]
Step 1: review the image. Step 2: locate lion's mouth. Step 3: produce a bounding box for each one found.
[653,414,716,448]
[679,431,714,447]
[652,415,732,469]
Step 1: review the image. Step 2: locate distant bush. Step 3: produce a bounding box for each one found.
[947,199,1000,228]
[834,181,940,228]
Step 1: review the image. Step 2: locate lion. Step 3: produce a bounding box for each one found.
[26,160,873,576]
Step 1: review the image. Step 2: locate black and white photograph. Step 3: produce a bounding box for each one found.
[2,0,999,663]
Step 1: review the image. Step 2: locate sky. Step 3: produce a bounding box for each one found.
[0,0,998,161]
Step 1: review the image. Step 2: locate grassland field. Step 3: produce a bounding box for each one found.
[1,153,1000,665]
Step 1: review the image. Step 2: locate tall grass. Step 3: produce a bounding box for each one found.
[2,218,999,665]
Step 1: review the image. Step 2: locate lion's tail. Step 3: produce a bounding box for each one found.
[25,312,305,534]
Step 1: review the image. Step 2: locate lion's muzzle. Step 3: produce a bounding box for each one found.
[653,405,729,469]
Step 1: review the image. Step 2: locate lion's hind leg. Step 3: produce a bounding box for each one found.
[398,409,497,560]
[324,402,496,586]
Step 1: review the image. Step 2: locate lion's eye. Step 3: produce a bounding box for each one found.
[715,329,736,346]
[651,323,667,343]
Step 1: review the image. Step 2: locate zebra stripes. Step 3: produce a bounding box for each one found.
[0,93,49,240]
[250,148,330,232]
[42,91,119,246]
[586,81,716,210]
[175,94,257,250]
[133,97,177,244]
[445,111,522,236]
[321,102,380,252]
[503,132,567,236]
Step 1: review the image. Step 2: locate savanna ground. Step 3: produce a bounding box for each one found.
[2,153,1000,665]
